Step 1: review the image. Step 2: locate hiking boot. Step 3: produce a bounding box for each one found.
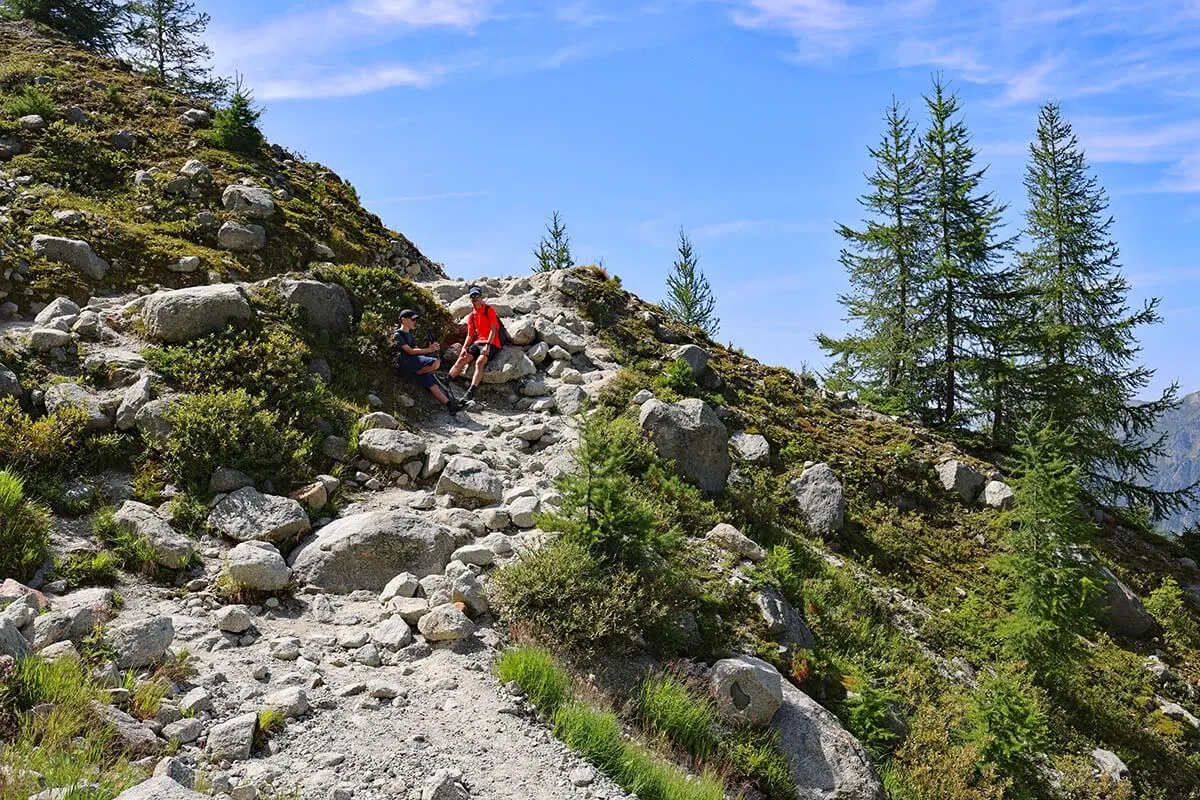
[462,386,477,402]
[446,399,461,415]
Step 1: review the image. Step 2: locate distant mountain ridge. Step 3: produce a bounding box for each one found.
[1148,389,1200,534]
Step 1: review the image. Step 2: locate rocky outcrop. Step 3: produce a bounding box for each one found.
[108,616,174,669]
[731,432,771,464]
[216,221,266,252]
[142,285,253,343]
[980,480,1015,510]
[222,185,276,218]
[1099,567,1156,638]
[936,459,986,504]
[44,382,110,432]
[288,511,455,593]
[637,398,730,493]
[436,457,503,505]
[115,777,207,800]
[226,541,292,591]
[113,501,194,569]
[710,655,783,726]
[788,463,846,536]
[31,234,109,279]
[706,523,766,562]
[273,278,354,335]
[772,681,884,800]
[207,487,310,543]
[358,429,426,465]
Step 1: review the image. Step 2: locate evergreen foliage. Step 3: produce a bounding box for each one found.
[1,0,121,53]
[203,73,264,155]
[123,0,227,99]
[533,211,573,272]
[918,76,1013,427]
[999,424,1100,673]
[818,99,927,414]
[1017,102,1191,517]
[662,229,719,337]
[0,469,51,581]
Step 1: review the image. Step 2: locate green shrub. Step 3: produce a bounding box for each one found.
[144,326,311,409]
[10,120,130,192]
[0,469,52,582]
[0,396,88,475]
[843,682,903,758]
[3,85,55,118]
[492,539,667,653]
[202,78,264,155]
[654,358,697,396]
[254,707,286,750]
[158,389,312,492]
[91,506,157,573]
[963,671,1048,792]
[495,647,570,716]
[1145,577,1199,651]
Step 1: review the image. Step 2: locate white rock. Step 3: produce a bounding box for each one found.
[215,605,253,634]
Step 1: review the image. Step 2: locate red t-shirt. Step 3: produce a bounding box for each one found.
[465,303,502,348]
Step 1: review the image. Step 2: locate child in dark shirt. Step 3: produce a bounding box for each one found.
[391,310,461,415]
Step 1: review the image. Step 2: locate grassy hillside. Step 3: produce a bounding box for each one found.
[0,18,438,313]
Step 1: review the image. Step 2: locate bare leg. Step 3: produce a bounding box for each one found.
[449,352,473,379]
[470,354,489,388]
[430,384,449,404]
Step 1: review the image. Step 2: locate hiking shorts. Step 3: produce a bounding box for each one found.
[400,355,438,388]
[467,343,500,360]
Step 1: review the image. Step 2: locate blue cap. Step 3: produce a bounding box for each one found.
[468,286,483,298]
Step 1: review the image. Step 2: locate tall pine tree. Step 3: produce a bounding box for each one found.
[919,76,1012,427]
[2,0,121,53]
[124,0,227,100]
[1018,102,1194,518]
[818,99,928,413]
[663,229,720,337]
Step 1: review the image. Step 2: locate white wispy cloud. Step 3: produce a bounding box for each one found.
[725,0,1200,191]
[256,63,454,100]
[366,190,492,203]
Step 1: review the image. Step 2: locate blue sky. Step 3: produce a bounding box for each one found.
[197,0,1200,396]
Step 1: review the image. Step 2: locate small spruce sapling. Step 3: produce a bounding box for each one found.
[533,211,573,272]
[662,229,719,338]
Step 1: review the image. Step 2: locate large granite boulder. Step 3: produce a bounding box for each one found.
[710,655,783,726]
[216,221,266,252]
[221,185,276,218]
[358,429,426,465]
[936,459,986,504]
[1098,567,1156,638]
[274,279,354,335]
[771,680,884,800]
[115,777,208,800]
[637,398,730,493]
[226,541,291,591]
[142,285,253,343]
[207,487,310,544]
[31,235,109,280]
[788,463,846,536]
[44,382,111,432]
[288,511,455,593]
[476,347,537,385]
[108,616,174,669]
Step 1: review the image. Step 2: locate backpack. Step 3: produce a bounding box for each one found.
[475,303,509,348]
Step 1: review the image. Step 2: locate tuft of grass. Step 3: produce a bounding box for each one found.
[254,707,287,750]
[3,85,55,118]
[495,646,570,717]
[0,468,52,582]
[91,507,158,574]
[554,702,726,800]
[52,551,119,589]
[128,677,169,720]
[0,656,141,799]
[635,674,719,761]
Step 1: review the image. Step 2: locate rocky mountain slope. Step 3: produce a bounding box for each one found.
[2,20,1200,800]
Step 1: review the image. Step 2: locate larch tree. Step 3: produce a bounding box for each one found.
[663,228,719,338]
[919,75,1012,427]
[124,0,227,100]
[818,98,928,414]
[1017,102,1195,518]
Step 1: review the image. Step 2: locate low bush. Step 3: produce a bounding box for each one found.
[157,389,312,493]
[492,540,666,653]
[0,396,88,475]
[495,646,570,716]
[1144,577,1199,651]
[0,469,51,582]
[654,358,697,397]
[3,85,54,118]
[962,671,1048,794]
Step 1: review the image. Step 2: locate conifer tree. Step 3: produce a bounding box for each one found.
[818,99,927,413]
[1017,102,1194,517]
[533,211,573,272]
[1000,424,1100,675]
[919,76,1012,426]
[123,0,227,100]
[2,0,121,53]
[205,74,264,155]
[662,228,719,337]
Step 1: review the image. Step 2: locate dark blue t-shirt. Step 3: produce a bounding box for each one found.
[393,329,420,372]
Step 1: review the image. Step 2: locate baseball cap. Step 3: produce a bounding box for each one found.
[468,286,483,298]
[399,309,418,320]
